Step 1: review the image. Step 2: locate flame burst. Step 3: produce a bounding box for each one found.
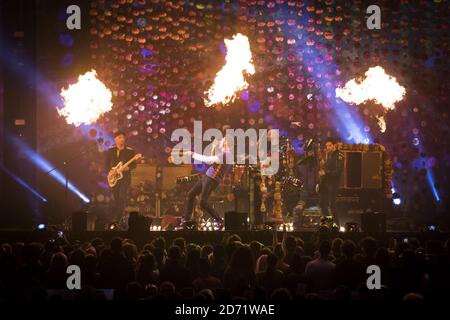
[204,33,255,107]
[336,66,405,131]
[376,115,386,133]
[59,70,112,126]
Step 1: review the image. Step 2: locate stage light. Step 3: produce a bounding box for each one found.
[344,222,359,233]
[392,192,401,205]
[107,223,117,231]
[37,223,46,230]
[0,164,47,203]
[426,170,441,202]
[183,221,197,230]
[276,222,294,232]
[339,226,346,232]
[426,224,437,232]
[150,225,162,231]
[290,12,369,143]
[7,133,90,203]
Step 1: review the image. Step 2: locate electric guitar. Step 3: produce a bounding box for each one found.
[107,153,142,187]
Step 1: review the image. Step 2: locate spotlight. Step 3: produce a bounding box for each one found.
[199,218,221,231]
[107,223,117,231]
[147,217,162,231]
[150,225,162,231]
[344,222,359,232]
[264,222,276,230]
[392,192,401,205]
[0,165,47,203]
[339,226,346,232]
[183,221,197,230]
[37,223,46,230]
[7,133,90,203]
[276,223,294,232]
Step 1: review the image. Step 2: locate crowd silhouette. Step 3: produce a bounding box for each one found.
[1,230,449,301]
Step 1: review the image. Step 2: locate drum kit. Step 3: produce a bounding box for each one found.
[172,137,307,229]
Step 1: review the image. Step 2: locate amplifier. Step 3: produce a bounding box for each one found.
[339,151,383,189]
[224,211,249,230]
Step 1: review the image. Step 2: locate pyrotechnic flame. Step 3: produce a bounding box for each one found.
[336,66,405,110]
[376,115,386,133]
[204,33,255,107]
[335,66,405,131]
[59,70,112,126]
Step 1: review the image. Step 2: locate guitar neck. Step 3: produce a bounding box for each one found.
[121,156,138,169]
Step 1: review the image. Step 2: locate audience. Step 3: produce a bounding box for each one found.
[158,245,190,289]
[97,238,134,289]
[192,258,222,290]
[0,230,449,301]
[305,240,335,291]
[334,240,365,290]
[256,253,285,295]
[223,246,256,297]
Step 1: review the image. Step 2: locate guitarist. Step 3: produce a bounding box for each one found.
[318,137,344,226]
[105,131,137,222]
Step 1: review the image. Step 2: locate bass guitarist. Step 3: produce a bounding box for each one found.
[105,131,137,222]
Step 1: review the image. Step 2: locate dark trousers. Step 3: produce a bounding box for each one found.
[184,175,220,221]
[112,177,130,222]
[319,178,340,225]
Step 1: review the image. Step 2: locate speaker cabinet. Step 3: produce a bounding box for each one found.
[361,211,386,232]
[224,211,248,230]
[345,152,362,188]
[128,212,151,233]
[362,152,382,189]
[340,151,383,189]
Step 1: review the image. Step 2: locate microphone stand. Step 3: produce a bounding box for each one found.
[45,143,97,227]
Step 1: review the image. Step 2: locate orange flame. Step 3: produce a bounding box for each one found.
[59,70,112,126]
[336,66,405,131]
[204,33,255,107]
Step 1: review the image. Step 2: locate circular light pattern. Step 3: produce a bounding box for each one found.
[32,0,444,210]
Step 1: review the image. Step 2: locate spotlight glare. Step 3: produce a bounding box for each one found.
[0,164,47,203]
[107,223,117,230]
[8,134,90,203]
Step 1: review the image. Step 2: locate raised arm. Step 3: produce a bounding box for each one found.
[192,152,221,165]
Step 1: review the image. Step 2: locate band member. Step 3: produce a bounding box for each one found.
[292,139,319,222]
[319,137,344,225]
[105,131,136,222]
[182,135,232,227]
